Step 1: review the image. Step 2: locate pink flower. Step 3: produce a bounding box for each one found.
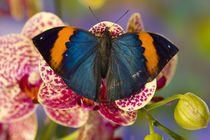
[0,11,178,140]
[0,12,88,139]
[0,114,37,140]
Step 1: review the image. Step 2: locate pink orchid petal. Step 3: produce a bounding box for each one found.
[21,12,65,39]
[115,79,156,111]
[44,107,89,128]
[77,111,119,140]
[0,85,37,122]
[98,84,137,126]
[98,101,137,126]
[0,34,39,90]
[39,58,67,89]
[89,21,125,37]
[157,55,178,90]
[127,13,144,32]
[38,83,80,109]
[7,113,37,140]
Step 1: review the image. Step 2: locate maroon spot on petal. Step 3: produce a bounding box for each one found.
[156,76,167,90]
[151,96,165,103]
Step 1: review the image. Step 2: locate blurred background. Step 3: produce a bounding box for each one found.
[0,0,210,139]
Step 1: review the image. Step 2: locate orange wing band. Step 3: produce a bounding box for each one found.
[138,32,159,75]
[50,27,76,69]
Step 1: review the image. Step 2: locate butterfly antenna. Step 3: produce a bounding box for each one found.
[114,9,129,24]
[89,6,100,23]
[109,10,129,34]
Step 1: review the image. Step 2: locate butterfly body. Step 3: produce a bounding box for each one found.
[33,26,178,102]
[98,28,112,78]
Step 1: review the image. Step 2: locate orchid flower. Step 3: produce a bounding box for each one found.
[0,11,178,140]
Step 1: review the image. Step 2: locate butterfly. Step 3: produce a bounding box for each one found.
[32,26,178,102]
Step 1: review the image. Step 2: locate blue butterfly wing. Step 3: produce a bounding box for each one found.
[33,27,101,101]
[60,29,101,101]
[106,33,147,101]
[106,32,178,102]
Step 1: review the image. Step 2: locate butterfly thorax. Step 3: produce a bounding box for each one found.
[99,28,112,78]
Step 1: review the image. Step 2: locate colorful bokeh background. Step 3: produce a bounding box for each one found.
[0,0,210,139]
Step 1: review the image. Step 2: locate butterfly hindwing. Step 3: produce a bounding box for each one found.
[106,32,178,102]
[106,33,148,101]
[33,26,101,101]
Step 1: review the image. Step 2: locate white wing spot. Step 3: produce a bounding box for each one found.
[168,44,171,48]
[40,36,43,40]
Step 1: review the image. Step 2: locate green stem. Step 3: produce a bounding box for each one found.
[59,130,79,140]
[148,119,155,134]
[145,94,183,110]
[140,108,187,140]
[153,121,186,140]
[55,0,62,18]
[36,120,57,140]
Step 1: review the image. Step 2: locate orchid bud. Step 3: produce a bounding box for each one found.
[174,92,209,130]
[144,133,163,140]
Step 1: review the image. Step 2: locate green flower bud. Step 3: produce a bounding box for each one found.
[144,133,163,140]
[174,92,209,130]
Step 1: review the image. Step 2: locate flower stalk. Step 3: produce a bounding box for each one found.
[145,94,183,110]
[140,108,187,140]
[55,0,62,18]
[36,120,57,140]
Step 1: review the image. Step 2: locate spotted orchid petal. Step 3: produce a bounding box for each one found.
[21,12,65,39]
[0,84,37,122]
[156,55,178,90]
[44,107,89,127]
[0,34,39,90]
[39,58,67,90]
[38,83,80,109]
[89,21,125,37]
[77,111,119,140]
[127,13,144,32]
[98,84,137,126]
[98,100,137,126]
[115,79,156,111]
[7,113,37,140]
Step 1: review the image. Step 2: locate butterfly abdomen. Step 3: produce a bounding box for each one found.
[99,28,113,78]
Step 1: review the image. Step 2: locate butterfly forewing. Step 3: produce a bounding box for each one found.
[33,26,102,101]
[106,32,178,102]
